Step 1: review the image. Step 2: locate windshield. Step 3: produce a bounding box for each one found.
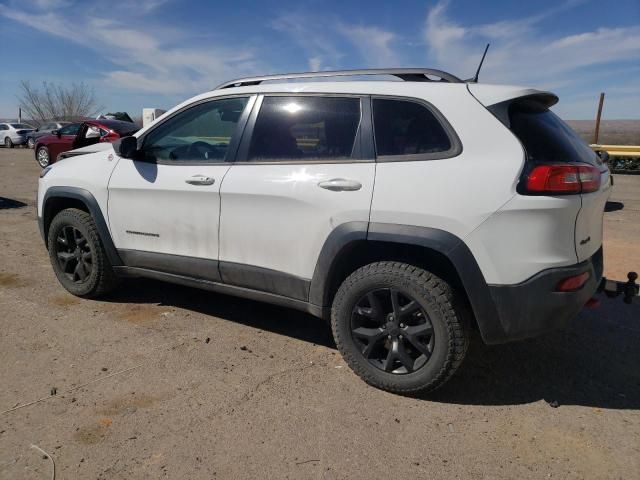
[508,100,600,166]
[11,123,32,129]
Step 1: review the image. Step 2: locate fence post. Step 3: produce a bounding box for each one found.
[593,92,605,144]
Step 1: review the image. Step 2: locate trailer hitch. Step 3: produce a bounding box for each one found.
[598,272,639,304]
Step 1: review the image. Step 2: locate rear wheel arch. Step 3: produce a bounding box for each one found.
[42,187,122,266]
[311,222,502,343]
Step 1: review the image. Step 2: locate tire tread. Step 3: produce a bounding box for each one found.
[47,208,118,298]
[331,261,468,394]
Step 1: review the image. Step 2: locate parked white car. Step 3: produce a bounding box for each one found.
[0,122,35,147]
[37,69,610,394]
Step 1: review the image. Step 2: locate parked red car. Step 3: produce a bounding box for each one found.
[34,120,139,167]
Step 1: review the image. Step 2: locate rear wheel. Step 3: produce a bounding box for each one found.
[27,137,35,149]
[4,137,13,148]
[331,261,468,394]
[47,208,119,298]
[36,146,50,167]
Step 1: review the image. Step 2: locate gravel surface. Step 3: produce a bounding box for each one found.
[1,148,638,479]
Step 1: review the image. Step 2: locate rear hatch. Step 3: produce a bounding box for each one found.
[482,92,611,263]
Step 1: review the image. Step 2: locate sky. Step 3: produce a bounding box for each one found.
[1,0,639,119]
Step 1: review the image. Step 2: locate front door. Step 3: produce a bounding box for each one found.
[108,95,255,281]
[48,123,81,160]
[218,94,375,300]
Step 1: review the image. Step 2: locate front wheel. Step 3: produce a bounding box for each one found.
[331,261,468,394]
[27,137,35,149]
[4,136,13,148]
[36,146,50,167]
[47,208,119,298]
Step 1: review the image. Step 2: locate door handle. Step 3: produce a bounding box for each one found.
[318,178,362,192]
[185,175,215,186]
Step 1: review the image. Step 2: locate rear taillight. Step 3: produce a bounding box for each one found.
[522,163,601,195]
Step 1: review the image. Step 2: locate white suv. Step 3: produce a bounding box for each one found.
[37,69,610,394]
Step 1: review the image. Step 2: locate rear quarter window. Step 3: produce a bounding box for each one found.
[372,98,460,160]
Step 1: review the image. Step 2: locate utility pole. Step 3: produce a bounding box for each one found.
[593,92,605,144]
[18,107,22,124]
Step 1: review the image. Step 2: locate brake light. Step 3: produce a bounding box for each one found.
[556,271,590,292]
[523,164,601,195]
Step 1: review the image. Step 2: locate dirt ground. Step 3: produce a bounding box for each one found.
[1,147,638,479]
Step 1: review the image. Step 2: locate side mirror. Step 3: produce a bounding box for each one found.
[114,136,139,159]
[52,130,60,137]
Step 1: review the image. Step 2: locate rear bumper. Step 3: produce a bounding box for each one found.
[483,247,603,344]
[9,134,28,144]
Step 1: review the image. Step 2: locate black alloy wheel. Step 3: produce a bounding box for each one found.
[351,288,434,374]
[54,225,94,283]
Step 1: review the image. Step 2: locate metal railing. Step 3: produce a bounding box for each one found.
[590,144,640,157]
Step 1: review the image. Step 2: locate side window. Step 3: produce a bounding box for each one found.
[372,98,456,159]
[248,96,360,162]
[58,124,80,135]
[0,125,6,130]
[142,97,249,163]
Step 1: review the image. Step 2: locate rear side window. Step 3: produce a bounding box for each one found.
[508,101,599,166]
[248,96,360,162]
[373,99,455,159]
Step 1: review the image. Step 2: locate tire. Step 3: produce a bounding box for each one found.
[331,261,468,394]
[36,146,50,168]
[4,136,13,148]
[47,208,119,298]
[27,137,35,149]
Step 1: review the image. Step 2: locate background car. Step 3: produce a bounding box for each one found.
[26,121,71,149]
[34,120,139,167]
[0,123,35,148]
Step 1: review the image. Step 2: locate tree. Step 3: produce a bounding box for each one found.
[16,80,104,124]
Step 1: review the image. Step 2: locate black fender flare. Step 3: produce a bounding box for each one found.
[40,186,123,266]
[309,222,505,344]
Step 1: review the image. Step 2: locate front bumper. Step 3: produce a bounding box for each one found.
[484,247,603,343]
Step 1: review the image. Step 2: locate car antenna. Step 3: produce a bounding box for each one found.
[469,43,490,83]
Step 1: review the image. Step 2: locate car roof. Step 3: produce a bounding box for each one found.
[133,76,555,138]
[197,81,552,107]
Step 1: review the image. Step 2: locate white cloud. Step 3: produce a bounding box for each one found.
[337,25,400,68]
[423,0,640,87]
[1,6,262,95]
[273,12,402,71]
[308,56,322,71]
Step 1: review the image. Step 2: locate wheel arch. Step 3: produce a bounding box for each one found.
[310,222,504,344]
[41,187,122,266]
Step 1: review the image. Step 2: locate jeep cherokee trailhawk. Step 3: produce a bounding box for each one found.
[37,69,610,394]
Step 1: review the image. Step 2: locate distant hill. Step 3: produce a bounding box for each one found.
[566,120,640,145]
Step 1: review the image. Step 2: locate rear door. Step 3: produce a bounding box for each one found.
[218,94,375,300]
[506,100,611,262]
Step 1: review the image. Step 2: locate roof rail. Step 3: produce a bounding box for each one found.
[215,68,463,90]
